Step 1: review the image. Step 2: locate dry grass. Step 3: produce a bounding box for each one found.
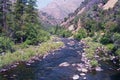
[0,39,64,68]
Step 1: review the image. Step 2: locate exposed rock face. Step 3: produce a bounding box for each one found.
[103,0,118,10]
[39,11,60,26]
[41,0,84,20]
[39,0,84,25]
[61,0,118,31]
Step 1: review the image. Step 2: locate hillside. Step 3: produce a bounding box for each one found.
[103,0,118,10]
[61,0,120,68]
[39,11,60,27]
[61,0,118,31]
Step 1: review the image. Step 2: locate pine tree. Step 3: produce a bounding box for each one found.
[0,0,12,34]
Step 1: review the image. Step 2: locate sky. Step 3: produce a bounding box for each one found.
[37,0,53,9]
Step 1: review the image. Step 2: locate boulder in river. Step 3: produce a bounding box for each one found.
[80,73,86,76]
[95,67,103,71]
[72,74,80,80]
[81,68,88,73]
[59,62,70,67]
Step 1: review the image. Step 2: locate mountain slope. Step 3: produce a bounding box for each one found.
[39,0,84,25]
[61,0,118,31]
[103,0,118,10]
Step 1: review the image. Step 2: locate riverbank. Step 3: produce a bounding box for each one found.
[0,37,64,71]
[80,37,120,72]
[0,38,119,80]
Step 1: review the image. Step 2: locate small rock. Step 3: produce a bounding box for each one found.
[3,75,7,77]
[80,73,86,76]
[83,77,87,79]
[72,63,76,67]
[117,68,120,71]
[72,75,80,80]
[95,67,103,71]
[77,64,82,67]
[11,65,17,68]
[59,62,70,67]
[77,67,81,71]
[15,63,19,65]
[26,63,31,66]
[13,74,16,77]
[1,69,7,72]
[81,68,88,73]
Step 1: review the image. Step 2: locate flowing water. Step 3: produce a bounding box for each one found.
[0,38,120,80]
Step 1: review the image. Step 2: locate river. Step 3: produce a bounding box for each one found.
[0,38,120,80]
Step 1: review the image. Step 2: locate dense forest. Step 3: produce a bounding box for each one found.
[0,0,51,52]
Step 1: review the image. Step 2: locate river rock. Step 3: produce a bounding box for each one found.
[72,63,77,67]
[26,63,31,66]
[72,75,80,80]
[95,67,103,71]
[83,77,87,79]
[59,62,70,67]
[80,73,86,76]
[77,67,81,71]
[81,68,88,73]
[11,65,17,68]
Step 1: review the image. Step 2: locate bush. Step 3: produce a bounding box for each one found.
[0,36,14,53]
[100,33,112,44]
[49,26,72,38]
[106,44,115,51]
[93,32,102,42]
[112,33,120,48]
[74,28,87,40]
[25,25,50,45]
[115,48,120,57]
[37,30,50,43]
[90,60,98,67]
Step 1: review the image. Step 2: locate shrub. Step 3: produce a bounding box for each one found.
[37,30,50,43]
[100,33,112,44]
[49,26,72,38]
[115,48,120,57]
[74,28,87,40]
[0,36,14,53]
[93,32,102,42]
[25,25,50,45]
[90,60,98,67]
[106,44,115,51]
[112,33,120,48]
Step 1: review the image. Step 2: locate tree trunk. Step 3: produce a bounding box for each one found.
[3,0,8,34]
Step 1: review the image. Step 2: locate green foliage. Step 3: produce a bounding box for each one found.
[115,48,120,57]
[82,37,107,67]
[37,30,50,42]
[90,60,98,67]
[0,36,14,53]
[74,16,79,24]
[93,32,102,42]
[49,26,72,38]
[112,33,120,48]
[0,39,64,68]
[74,28,87,40]
[100,33,112,44]
[106,44,115,51]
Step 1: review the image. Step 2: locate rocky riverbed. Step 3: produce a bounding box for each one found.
[0,38,120,80]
